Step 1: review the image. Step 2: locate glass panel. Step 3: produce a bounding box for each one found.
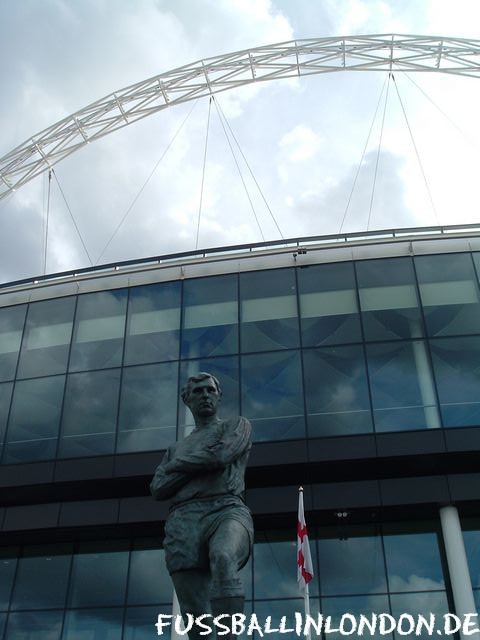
[68,540,129,607]
[298,261,362,347]
[0,305,26,382]
[124,606,171,640]
[0,382,13,457]
[0,613,5,639]
[416,253,480,336]
[17,297,75,379]
[304,345,372,437]
[318,525,387,596]
[178,356,239,435]
[62,608,123,640]
[475,589,480,615]
[4,610,63,640]
[462,522,480,589]
[241,351,305,442]
[181,275,238,359]
[5,376,64,463]
[118,362,177,454]
[10,543,72,610]
[430,336,480,427]
[125,282,181,365]
[127,540,171,605]
[320,594,392,640]
[59,369,120,458]
[383,525,445,592]
[0,548,17,610]
[240,268,299,352]
[367,341,440,432]
[253,599,307,640]
[389,592,449,630]
[356,257,423,341]
[254,530,318,598]
[69,289,127,371]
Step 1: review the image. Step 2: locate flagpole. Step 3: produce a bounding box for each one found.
[298,486,312,640]
[304,582,311,640]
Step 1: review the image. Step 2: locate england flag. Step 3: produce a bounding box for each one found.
[297,487,314,592]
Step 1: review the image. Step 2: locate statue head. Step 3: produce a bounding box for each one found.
[181,372,222,419]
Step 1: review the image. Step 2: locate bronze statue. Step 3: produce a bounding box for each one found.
[150,372,253,639]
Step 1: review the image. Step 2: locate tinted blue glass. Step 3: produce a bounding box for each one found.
[125,282,181,365]
[383,528,445,592]
[127,540,171,605]
[320,595,391,640]
[68,540,129,607]
[253,599,307,640]
[475,590,480,615]
[0,305,26,382]
[179,356,239,433]
[356,257,423,342]
[430,336,480,427]
[462,525,480,589]
[124,606,171,640]
[0,612,5,639]
[303,345,372,437]
[62,608,123,640]
[17,297,75,379]
[181,275,238,359]
[318,526,387,596]
[254,530,318,598]
[118,362,177,453]
[416,253,480,337]
[241,350,305,442]
[4,610,63,640]
[59,369,121,458]
[69,289,127,371]
[0,548,17,610]
[5,376,65,463]
[298,261,362,347]
[10,544,72,610]
[389,592,449,626]
[366,341,440,432]
[240,268,299,352]
[0,382,13,456]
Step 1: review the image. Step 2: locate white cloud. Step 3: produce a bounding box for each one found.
[279,125,323,163]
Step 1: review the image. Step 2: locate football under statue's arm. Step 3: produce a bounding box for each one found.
[163,418,252,475]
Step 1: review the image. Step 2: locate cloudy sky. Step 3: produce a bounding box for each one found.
[1,0,479,284]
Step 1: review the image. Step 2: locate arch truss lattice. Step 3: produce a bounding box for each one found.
[1,33,480,200]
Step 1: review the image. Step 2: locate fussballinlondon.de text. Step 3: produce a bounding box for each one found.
[155,613,480,637]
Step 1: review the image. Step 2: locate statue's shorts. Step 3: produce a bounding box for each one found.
[164,495,253,574]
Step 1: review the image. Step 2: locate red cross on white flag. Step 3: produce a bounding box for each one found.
[297,487,314,593]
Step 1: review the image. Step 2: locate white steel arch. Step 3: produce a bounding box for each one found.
[1,33,480,200]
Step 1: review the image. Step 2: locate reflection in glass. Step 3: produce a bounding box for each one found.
[125,282,181,365]
[124,606,171,640]
[357,257,423,342]
[127,540,171,605]
[254,599,307,640]
[59,369,121,458]
[69,289,127,371]
[0,305,26,382]
[240,269,299,352]
[4,610,63,640]
[68,540,129,607]
[5,376,65,463]
[304,345,372,437]
[178,356,239,434]
[0,547,17,610]
[62,608,123,640]
[10,544,72,610]
[17,297,75,379]
[318,526,387,596]
[383,528,444,592]
[0,382,13,455]
[430,336,480,427]
[241,351,305,442]
[389,592,449,632]
[367,341,440,432]
[416,253,480,337]
[462,525,480,589]
[118,362,177,453]
[321,594,391,640]
[298,262,362,347]
[181,275,238,359]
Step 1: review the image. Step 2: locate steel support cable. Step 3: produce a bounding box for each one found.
[367,73,392,231]
[195,97,212,251]
[51,169,93,266]
[214,99,284,240]
[391,74,440,225]
[95,100,198,266]
[43,169,52,275]
[339,74,389,234]
[212,97,265,243]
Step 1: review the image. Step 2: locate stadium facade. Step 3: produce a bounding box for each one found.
[0,225,479,639]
